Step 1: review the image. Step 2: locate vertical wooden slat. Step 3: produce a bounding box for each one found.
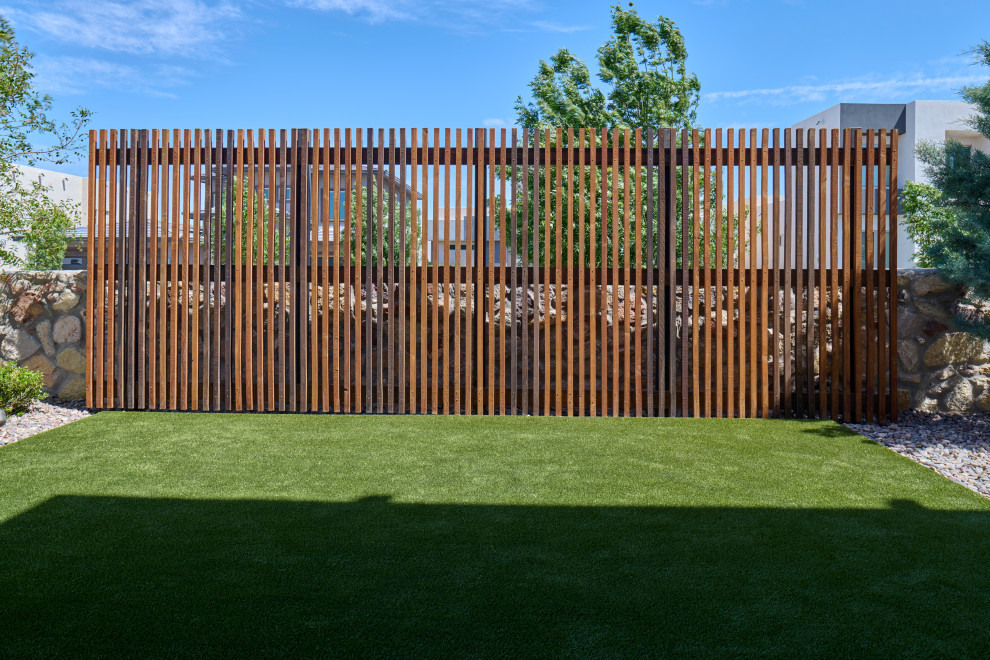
[326,129,336,412]
[245,129,254,410]
[577,129,586,416]
[817,128,828,418]
[310,130,321,411]
[846,129,859,421]
[85,132,97,407]
[167,129,179,409]
[713,129,723,417]
[107,129,118,408]
[564,128,574,416]
[747,129,758,417]
[136,130,148,410]
[232,129,244,411]
[794,129,806,418]
[766,128,789,417]
[407,129,418,413]
[365,128,375,413]
[613,128,622,417]
[343,129,354,412]
[519,129,529,416]
[645,128,655,417]
[475,128,485,416]
[388,128,397,413]
[725,129,735,418]
[300,129,311,412]
[265,130,276,410]
[354,128,364,413]
[421,128,430,414]
[376,129,386,411]
[589,129,598,417]
[736,129,747,417]
[805,129,817,418]
[508,129,516,414]
[443,129,452,414]
[488,128,497,415]
[701,129,712,417]
[127,130,138,410]
[192,129,203,410]
[432,128,442,414]
[117,128,127,409]
[679,129,690,417]
[554,128,563,415]
[877,129,889,422]
[760,129,769,418]
[691,129,701,418]
[623,129,634,417]
[457,128,467,414]
[662,130,674,417]
[531,129,541,416]
[95,130,107,408]
[829,129,841,420]
[889,130,899,423]
[202,130,213,410]
[864,129,876,422]
[783,129,794,418]
[399,128,408,413]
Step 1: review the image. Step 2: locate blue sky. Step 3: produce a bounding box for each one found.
[4,0,988,175]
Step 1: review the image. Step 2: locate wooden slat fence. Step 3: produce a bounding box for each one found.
[86,127,898,422]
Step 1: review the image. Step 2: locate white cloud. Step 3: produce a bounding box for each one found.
[527,21,590,33]
[32,55,190,97]
[705,74,985,105]
[482,118,506,127]
[7,0,240,56]
[287,0,554,32]
[285,0,407,21]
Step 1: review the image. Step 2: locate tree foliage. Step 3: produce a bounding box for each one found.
[901,181,956,269]
[916,40,990,337]
[0,16,90,268]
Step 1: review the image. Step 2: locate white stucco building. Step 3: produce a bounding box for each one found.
[793,100,989,267]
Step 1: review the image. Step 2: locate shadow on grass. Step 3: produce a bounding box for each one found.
[2,495,989,657]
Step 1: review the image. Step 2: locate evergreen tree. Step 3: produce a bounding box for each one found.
[916,40,990,337]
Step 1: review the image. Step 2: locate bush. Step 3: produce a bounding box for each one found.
[0,361,46,415]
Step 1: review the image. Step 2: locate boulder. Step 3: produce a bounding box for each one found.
[923,332,989,368]
[1,328,40,361]
[52,289,80,312]
[35,320,55,356]
[10,291,44,324]
[53,316,82,344]
[943,378,974,411]
[56,347,86,374]
[57,375,86,401]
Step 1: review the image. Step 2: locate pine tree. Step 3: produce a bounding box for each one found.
[917,40,990,337]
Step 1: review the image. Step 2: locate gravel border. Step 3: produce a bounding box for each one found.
[848,411,990,499]
[0,399,91,447]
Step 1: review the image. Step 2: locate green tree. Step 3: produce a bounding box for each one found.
[211,176,289,265]
[0,17,90,268]
[507,3,746,269]
[901,181,956,268]
[916,40,990,337]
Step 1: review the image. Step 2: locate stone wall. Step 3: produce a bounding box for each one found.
[897,269,990,413]
[0,271,87,401]
[0,267,984,412]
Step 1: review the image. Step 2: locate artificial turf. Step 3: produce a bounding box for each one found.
[1,412,988,657]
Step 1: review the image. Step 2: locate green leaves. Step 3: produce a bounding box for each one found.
[915,40,990,337]
[0,16,91,269]
[514,3,699,131]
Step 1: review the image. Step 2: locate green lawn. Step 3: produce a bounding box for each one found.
[1,413,989,657]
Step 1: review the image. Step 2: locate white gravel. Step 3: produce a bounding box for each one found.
[848,411,990,499]
[0,399,91,447]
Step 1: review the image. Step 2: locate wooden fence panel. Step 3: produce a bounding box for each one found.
[87,128,897,421]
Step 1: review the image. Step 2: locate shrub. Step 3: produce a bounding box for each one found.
[0,361,46,415]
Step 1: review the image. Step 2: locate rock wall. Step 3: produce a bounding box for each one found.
[897,269,990,413]
[0,271,87,401]
[0,267,984,412]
